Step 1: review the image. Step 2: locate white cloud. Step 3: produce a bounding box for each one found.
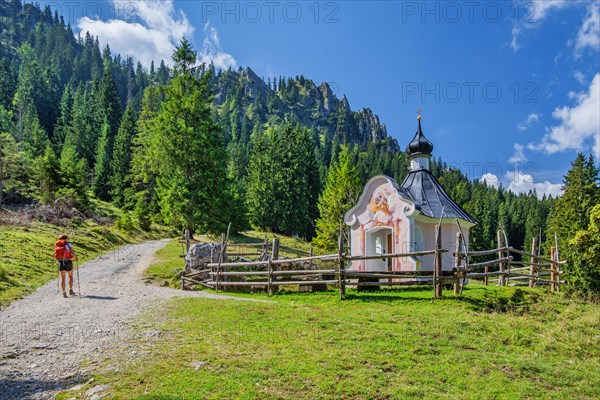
[510,0,569,52]
[574,71,586,84]
[575,3,600,55]
[505,171,563,198]
[198,22,237,70]
[509,143,527,163]
[76,0,194,67]
[528,73,600,159]
[480,173,500,189]
[530,0,569,20]
[517,113,540,131]
[479,171,563,198]
[511,26,521,52]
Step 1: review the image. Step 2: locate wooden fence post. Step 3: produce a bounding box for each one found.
[185,229,191,253]
[550,246,556,293]
[482,231,489,286]
[529,237,538,288]
[497,230,506,287]
[338,227,346,300]
[435,224,442,298]
[220,233,226,261]
[454,231,463,296]
[554,233,560,293]
[309,246,313,270]
[216,233,228,292]
[268,239,279,296]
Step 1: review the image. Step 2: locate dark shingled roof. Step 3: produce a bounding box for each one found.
[400,169,478,224]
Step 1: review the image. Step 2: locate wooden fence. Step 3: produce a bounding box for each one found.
[181,224,566,299]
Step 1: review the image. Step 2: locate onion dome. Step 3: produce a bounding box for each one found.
[406,115,433,157]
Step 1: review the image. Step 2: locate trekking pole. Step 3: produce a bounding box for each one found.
[76,258,81,296]
[56,258,60,294]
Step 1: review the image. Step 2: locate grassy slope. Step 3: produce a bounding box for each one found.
[143,239,186,288]
[61,285,600,400]
[231,231,314,257]
[0,200,173,307]
[143,230,315,288]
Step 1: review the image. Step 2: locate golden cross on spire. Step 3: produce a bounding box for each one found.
[416,108,423,121]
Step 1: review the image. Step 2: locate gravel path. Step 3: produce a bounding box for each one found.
[0,240,254,400]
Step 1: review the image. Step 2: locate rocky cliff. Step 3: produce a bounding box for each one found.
[211,66,399,152]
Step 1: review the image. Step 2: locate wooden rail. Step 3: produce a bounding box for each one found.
[507,247,566,265]
[182,227,567,297]
[465,257,512,270]
[456,247,508,257]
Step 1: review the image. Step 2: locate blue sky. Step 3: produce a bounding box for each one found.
[48,0,600,197]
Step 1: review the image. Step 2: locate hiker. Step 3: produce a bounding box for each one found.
[54,234,78,298]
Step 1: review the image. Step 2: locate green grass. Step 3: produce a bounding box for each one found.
[143,240,186,287]
[0,200,173,307]
[231,230,314,258]
[142,230,315,288]
[62,286,600,399]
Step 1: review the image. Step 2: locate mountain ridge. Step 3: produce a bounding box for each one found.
[211,65,400,152]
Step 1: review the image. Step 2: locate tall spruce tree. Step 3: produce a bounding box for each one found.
[66,83,102,164]
[143,38,228,233]
[109,104,136,206]
[0,58,16,109]
[246,128,274,231]
[93,67,122,200]
[129,85,163,227]
[246,124,319,238]
[569,204,600,295]
[34,145,59,203]
[59,143,89,208]
[53,83,73,151]
[313,148,361,251]
[546,153,600,254]
[0,127,27,206]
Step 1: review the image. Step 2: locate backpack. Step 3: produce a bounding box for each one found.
[54,240,72,260]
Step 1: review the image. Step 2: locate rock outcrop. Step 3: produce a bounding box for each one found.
[211,67,399,152]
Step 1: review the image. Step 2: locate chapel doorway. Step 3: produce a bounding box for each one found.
[365,227,393,272]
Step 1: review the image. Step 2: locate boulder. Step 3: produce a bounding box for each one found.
[184,243,222,271]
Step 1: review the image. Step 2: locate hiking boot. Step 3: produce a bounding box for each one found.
[63,291,68,298]
[69,289,77,296]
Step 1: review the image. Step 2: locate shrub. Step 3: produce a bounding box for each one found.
[567,204,600,296]
[134,194,152,231]
[116,212,134,232]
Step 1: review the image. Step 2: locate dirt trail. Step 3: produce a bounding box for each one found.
[0,240,253,400]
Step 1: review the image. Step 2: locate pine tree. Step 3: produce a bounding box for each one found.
[142,38,228,233]
[34,145,59,203]
[523,193,544,254]
[0,58,16,109]
[93,67,122,200]
[157,60,170,84]
[546,153,600,255]
[67,83,102,164]
[569,204,600,295]
[19,104,49,158]
[335,106,348,143]
[129,85,162,223]
[93,120,112,200]
[53,83,73,150]
[59,143,89,208]
[246,128,274,231]
[109,104,136,206]
[0,131,24,206]
[313,148,361,251]
[246,124,319,238]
